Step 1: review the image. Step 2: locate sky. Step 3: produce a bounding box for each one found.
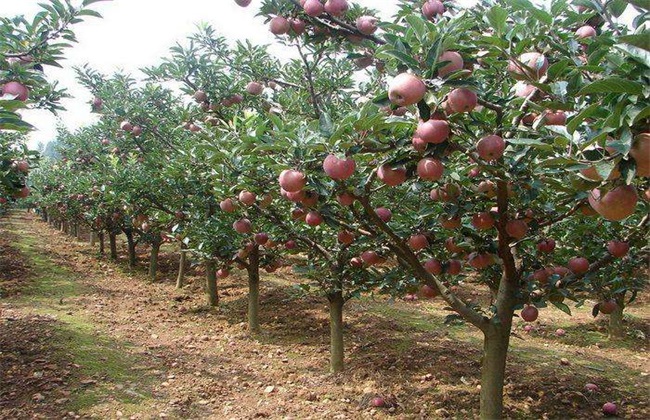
[1,0,635,149]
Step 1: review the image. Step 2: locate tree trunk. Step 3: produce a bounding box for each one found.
[609,299,625,340]
[90,231,96,247]
[246,245,261,334]
[109,232,118,261]
[99,232,105,255]
[124,229,137,268]
[480,325,511,419]
[60,221,66,233]
[205,260,219,307]
[328,291,345,373]
[75,224,82,240]
[176,244,187,289]
[148,240,162,281]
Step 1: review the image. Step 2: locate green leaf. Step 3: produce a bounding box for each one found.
[618,33,650,52]
[615,43,650,67]
[77,9,103,18]
[567,103,599,133]
[608,0,628,16]
[577,78,644,95]
[319,112,333,137]
[487,5,508,36]
[510,0,553,24]
[624,0,650,9]
[551,300,572,315]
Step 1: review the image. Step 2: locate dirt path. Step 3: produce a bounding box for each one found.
[1,211,648,419]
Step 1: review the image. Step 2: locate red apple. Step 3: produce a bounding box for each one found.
[446,259,462,275]
[408,234,429,251]
[599,300,617,314]
[537,239,556,253]
[303,0,324,17]
[323,154,356,180]
[588,185,638,221]
[602,402,617,416]
[417,158,444,181]
[542,110,567,126]
[285,240,297,250]
[305,211,323,226]
[375,207,392,222]
[217,268,230,279]
[233,218,252,234]
[388,73,427,107]
[337,230,355,244]
[630,133,649,177]
[356,15,378,35]
[416,119,450,144]
[438,51,463,77]
[246,82,264,95]
[476,135,505,160]
[270,16,291,35]
[254,232,269,245]
[575,25,597,40]
[607,240,629,258]
[422,0,445,20]
[420,284,438,298]
[235,0,252,6]
[2,81,29,101]
[324,0,348,16]
[279,169,306,192]
[424,258,442,275]
[521,305,539,322]
[377,165,407,186]
[220,198,236,212]
[120,121,133,132]
[567,257,590,274]
[337,192,355,206]
[505,219,528,239]
[447,88,478,113]
[472,212,495,230]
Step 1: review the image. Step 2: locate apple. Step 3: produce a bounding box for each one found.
[356,16,378,35]
[445,237,463,254]
[217,268,230,279]
[520,305,539,322]
[101,139,110,146]
[588,185,638,221]
[92,96,103,109]
[2,81,29,101]
[246,82,264,95]
[505,219,528,239]
[514,81,536,98]
[303,0,324,17]
[537,239,556,253]
[468,252,494,269]
[584,383,599,392]
[602,402,617,416]
[439,216,461,229]
[388,73,427,107]
[220,198,236,212]
[447,88,478,113]
[420,284,438,298]
[337,192,355,206]
[555,328,566,336]
[438,51,463,77]
[193,90,208,102]
[14,186,30,199]
[417,158,444,181]
[416,119,450,144]
[120,121,133,132]
[13,160,29,173]
[375,207,392,222]
[354,56,374,69]
[424,258,442,275]
[279,169,306,192]
[630,133,649,177]
[254,232,269,245]
[476,135,505,160]
[408,234,429,251]
[233,218,252,234]
[282,189,305,202]
[131,126,143,136]
[542,110,567,125]
[235,0,251,6]
[477,180,496,197]
[371,397,386,407]
[599,300,617,314]
[338,230,355,244]
[472,212,495,230]
[567,257,590,274]
[285,240,297,250]
[290,18,306,35]
[422,0,445,20]
[324,0,348,16]
[323,154,356,180]
[607,240,629,258]
[270,16,291,35]
[508,52,548,80]
[361,250,381,265]
[350,257,363,268]
[377,165,407,186]
[532,269,550,283]
[575,25,597,40]
[305,211,323,226]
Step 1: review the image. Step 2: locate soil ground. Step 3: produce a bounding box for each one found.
[1,210,648,419]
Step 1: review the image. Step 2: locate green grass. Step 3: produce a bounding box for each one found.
[6,218,156,414]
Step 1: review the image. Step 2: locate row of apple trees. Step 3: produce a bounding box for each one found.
[0,0,106,211]
[27,0,648,418]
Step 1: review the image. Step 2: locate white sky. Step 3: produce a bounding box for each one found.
[0,0,634,149]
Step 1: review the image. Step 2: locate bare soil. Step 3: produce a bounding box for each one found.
[1,210,648,419]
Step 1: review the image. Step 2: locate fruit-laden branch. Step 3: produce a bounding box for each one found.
[255,205,334,264]
[495,181,519,284]
[356,181,488,330]
[287,0,386,45]
[536,200,584,229]
[4,9,80,58]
